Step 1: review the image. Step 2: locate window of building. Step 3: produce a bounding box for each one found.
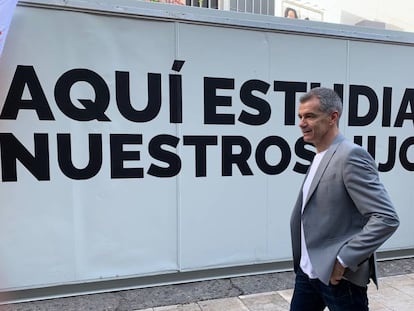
[186,0,219,9]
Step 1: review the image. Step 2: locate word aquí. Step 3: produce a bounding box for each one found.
[1,63,414,127]
[0,62,413,181]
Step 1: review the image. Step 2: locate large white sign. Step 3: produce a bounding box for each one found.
[0,3,413,292]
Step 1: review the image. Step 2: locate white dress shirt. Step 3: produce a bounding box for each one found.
[300,150,327,279]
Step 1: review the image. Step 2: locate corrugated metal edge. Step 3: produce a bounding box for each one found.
[18,0,414,46]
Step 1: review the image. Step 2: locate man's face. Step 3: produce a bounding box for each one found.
[298,97,335,149]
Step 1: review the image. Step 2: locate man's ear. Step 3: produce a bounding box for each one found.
[331,111,339,125]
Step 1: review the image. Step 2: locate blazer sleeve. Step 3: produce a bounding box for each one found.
[336,146,400,271]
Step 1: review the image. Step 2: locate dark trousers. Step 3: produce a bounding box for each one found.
[290,268,369,311]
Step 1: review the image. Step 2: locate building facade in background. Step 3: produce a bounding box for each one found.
[148,0,414,32]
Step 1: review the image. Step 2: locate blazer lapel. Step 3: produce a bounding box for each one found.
[303,134,345,208]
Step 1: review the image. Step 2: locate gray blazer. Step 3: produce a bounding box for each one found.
[290,134,399,287]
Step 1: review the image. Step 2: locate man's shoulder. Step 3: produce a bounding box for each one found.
[334,137,375,166]
[334,134,366,153]
[330,135,373,164]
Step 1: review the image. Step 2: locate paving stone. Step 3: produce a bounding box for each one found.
[276,289,294,303]
[369,306,391,311]
[198,297,249,311]
[240,291,290,311]
[380,274,414,298]
[368,283,413,310]
[154,303,202,311]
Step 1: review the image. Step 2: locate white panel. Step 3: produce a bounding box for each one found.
[177,27,348,269]
[0,181,76,288]
[178,24,270,269]
[266,34,349,260]
[346,41,414,250]
[0,7,179,289]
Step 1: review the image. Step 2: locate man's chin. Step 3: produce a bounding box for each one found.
[302,136,312,143]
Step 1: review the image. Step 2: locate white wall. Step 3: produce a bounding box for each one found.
[0,2,412,292]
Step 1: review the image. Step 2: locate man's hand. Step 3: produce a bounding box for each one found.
[330,259,345,285]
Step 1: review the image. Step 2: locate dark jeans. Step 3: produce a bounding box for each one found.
[290,268,369,311]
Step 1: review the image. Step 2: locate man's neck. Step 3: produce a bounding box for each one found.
[316,130,339,153]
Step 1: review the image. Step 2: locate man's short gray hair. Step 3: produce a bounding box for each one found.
[300,87,343,119]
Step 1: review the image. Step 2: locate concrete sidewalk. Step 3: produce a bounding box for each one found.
[135,273,414,311]
[2,258,413,310]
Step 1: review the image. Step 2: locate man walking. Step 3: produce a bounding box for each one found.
[290,87,399,310]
